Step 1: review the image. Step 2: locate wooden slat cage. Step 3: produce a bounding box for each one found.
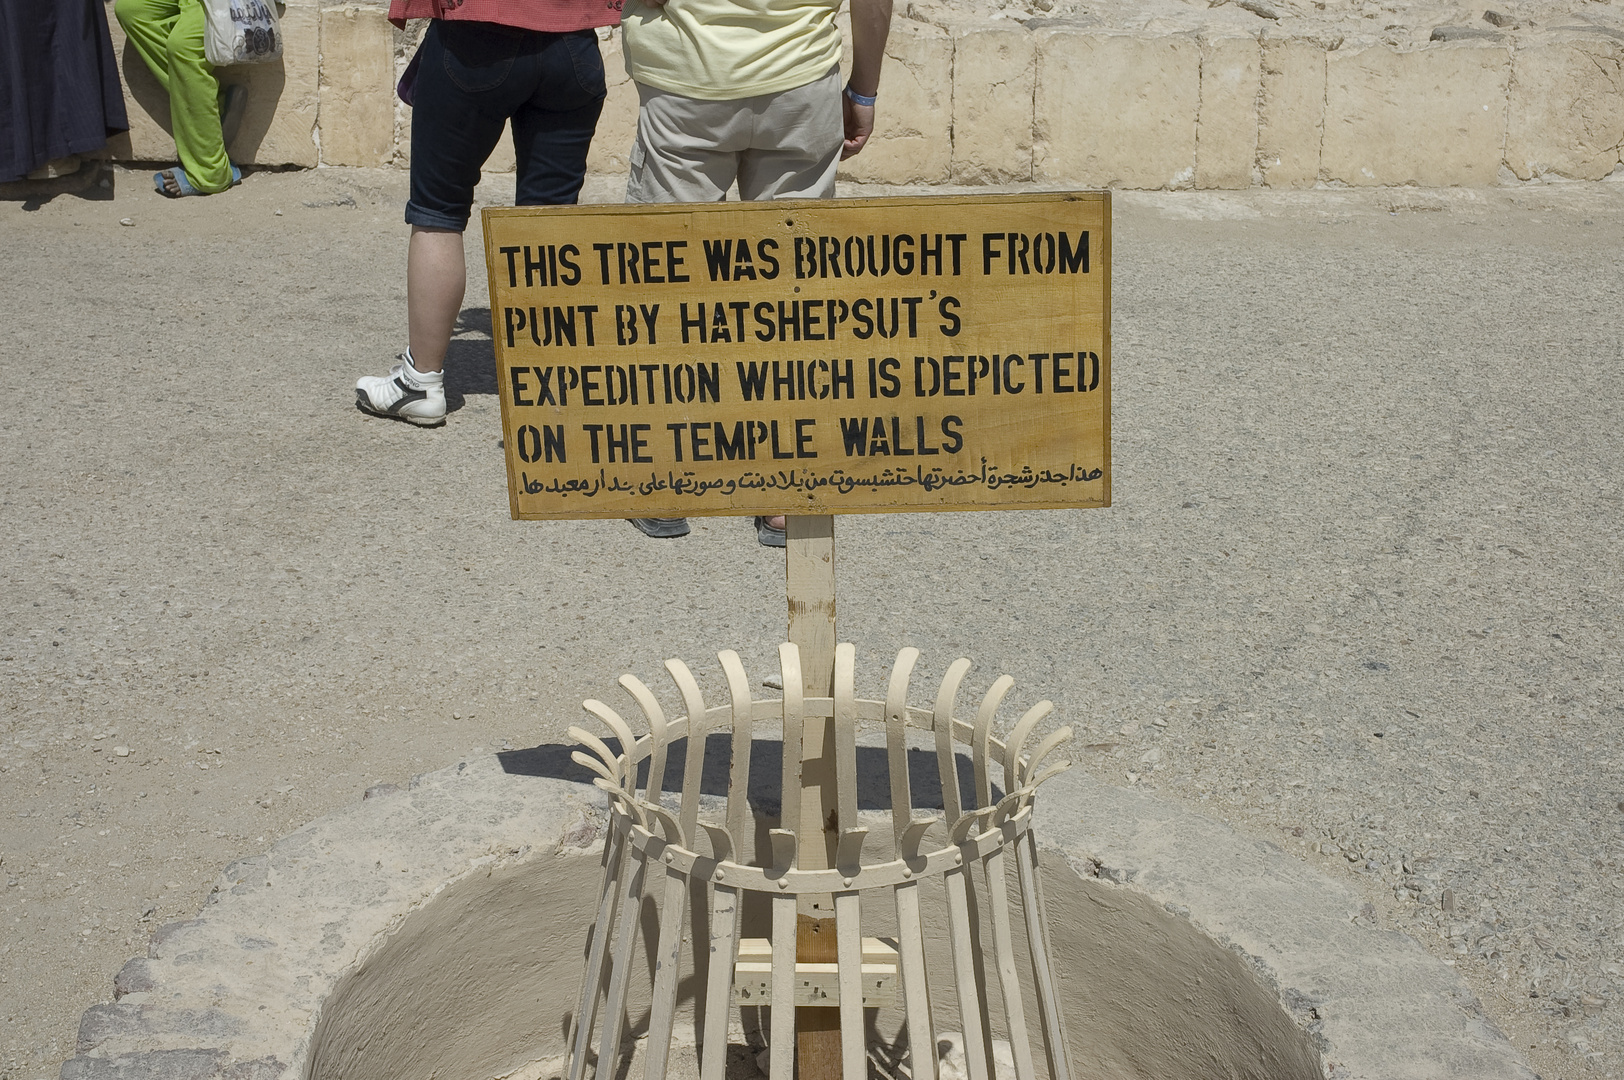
[567,643,1075,1080]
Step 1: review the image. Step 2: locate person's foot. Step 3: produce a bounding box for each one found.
[153,164,242,197]
[629,518,689,538]
[355,353,446,426]
[754,516,786,547]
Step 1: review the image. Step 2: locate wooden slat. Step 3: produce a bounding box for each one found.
[770,893,798,1080]
[778,642,804,844]
[584,700,640,776]
[789,519,840,900]
[833,643,858,836]
[795,916,840,1080]
[892,881,936,1080]
[719,650,754,852]
[568,725,625,784]
[700,823,735,864]
[666,658,709,847]
[961,861,997,1080]
[982,844,1037,1080]
[834,891,865,1080]
[972,676,1014,809]
[767,829,798,879]
[1020,728,1072,788]
[785,516,837,698]
[1033,759,1072,788]
[620,674,668,803]
[570,749,618,787]
[885,648,921,846]
[1016,830,1073,1080]
[833,820,870,1075]
[593,838,650,1080]
[943,864,992,1080]
[932,659,972,823]
[1001,701,1052,799]
[699,883,741,1080]
[567,820,627,1080]
[643,858,690,1080]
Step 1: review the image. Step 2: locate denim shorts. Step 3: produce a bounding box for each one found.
[406,19,607,232]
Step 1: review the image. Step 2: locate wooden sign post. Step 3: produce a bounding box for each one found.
[485,192,1110,1077]
[786,513,841,1077]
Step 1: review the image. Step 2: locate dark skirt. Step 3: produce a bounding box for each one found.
[0,0,131,181]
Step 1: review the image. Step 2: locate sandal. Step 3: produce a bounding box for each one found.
[754,516,786,548]
[153,163,242,197]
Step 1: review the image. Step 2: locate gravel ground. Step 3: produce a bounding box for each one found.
[2,166,1623,1080]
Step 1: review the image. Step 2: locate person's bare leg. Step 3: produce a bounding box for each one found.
[767,516,785,529]
[406,225,465,373]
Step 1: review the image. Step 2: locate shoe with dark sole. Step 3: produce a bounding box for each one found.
[355,353,446,426]
[754,516,786,547]
[629,517,689,538]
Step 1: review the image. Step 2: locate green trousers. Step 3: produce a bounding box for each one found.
[114,0,234,193]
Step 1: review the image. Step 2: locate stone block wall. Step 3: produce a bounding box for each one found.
[103,6,1624,187]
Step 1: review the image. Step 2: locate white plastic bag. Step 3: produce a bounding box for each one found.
[203,0,283,66]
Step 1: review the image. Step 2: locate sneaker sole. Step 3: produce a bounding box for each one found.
[355,390,445,427]
[629,518,690,538]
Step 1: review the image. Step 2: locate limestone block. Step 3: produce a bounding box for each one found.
[1196,34,1261,189]
[319,6,395,167]
[1505,32,1624,181]
[1256,35,1325,189]
[224,0,321,166]
[104,0,318,166]
[1322,41,1509,187]
[104,11,175,162]
[950,24,1036,185]
[587,28,639,176]
[1034,31,1201,189]
[837,19,953,186]
[393,21,427,167]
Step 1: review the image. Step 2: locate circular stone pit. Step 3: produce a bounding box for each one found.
[62,748,1536,1080]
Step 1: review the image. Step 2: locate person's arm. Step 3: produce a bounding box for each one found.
[842,0,892,159]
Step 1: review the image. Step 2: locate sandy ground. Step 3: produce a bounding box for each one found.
[3,165,1624,1080]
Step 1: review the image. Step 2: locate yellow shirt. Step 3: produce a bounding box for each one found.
[622,0,842,101]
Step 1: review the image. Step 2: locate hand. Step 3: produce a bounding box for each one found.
[841,96,874,160]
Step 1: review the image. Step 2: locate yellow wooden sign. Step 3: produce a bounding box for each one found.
[482,192,1110,520]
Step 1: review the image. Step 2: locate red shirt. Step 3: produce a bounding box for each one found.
[388,0,621,33]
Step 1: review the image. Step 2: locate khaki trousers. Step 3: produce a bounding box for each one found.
[626,66,842,204]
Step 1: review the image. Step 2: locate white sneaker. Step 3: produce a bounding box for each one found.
[355,353,446,426]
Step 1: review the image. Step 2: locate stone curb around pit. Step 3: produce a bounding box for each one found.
[1036,777,1538,1080]
[58,754,1535,1080]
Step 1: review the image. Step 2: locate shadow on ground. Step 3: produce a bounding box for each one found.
[444,306,496,411]
[500,735,994,819]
